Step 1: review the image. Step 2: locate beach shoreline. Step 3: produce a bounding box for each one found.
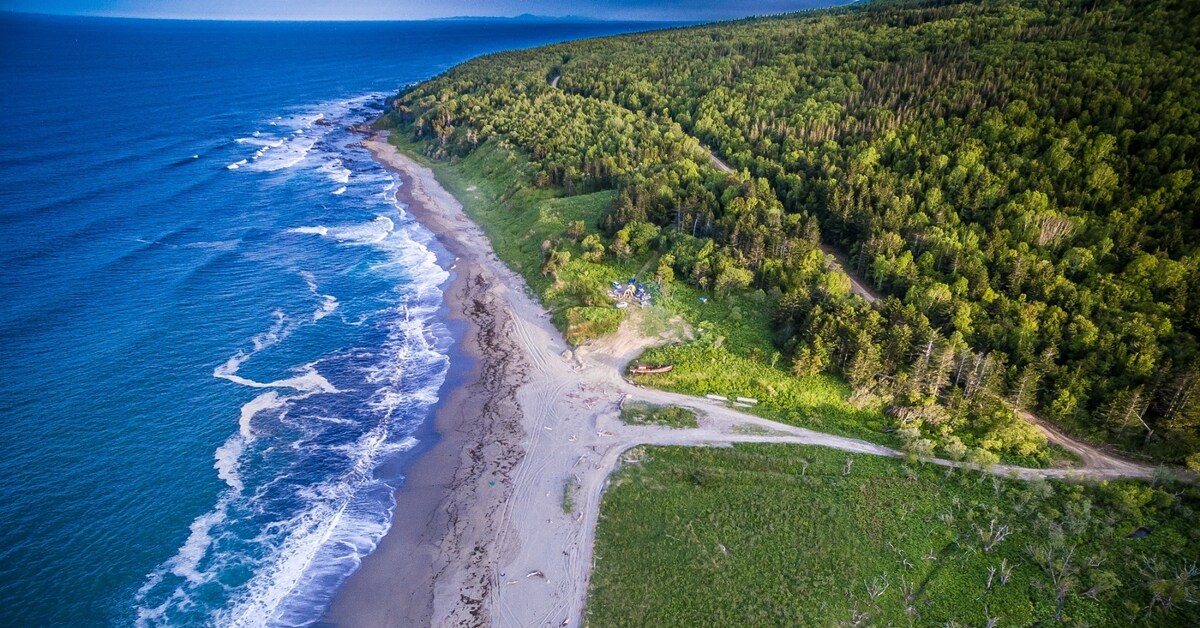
[322,131,534,627]
[328,131,899,628]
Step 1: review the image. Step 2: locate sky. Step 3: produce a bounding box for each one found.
[0,0,853,22]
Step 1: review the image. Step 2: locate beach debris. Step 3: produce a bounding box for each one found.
[615,301,628,309]
[597,430,614,437]
[630,364,673,374]
[543,426,553,431]
[526,570,545,579]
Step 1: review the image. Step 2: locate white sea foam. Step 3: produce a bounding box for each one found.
[246,136,318,172]
[300,271,340,322]
[226,159,248,170]
[314,295,339,322]
[138,92,458,628]
[240,391,283,440]
[211,391,285,497]
[170,498,230,585]
[320,159,351,184]
[214,361,338,395]
[220,428,420,628]
[235,137,285,148]
[290,216,394,245]
[133,496,232,626]
[219,496,348,628]
[213,435,247,493]
[299,270,318,294]
[225,93,386,180]
[332,186,347,195]
[211,309,337,394]
[332,216,394,244]
[253,309,288,352]
[288,226,328,237]
[183,239,241,250]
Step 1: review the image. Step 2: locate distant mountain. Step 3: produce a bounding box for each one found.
[430,14,613,23]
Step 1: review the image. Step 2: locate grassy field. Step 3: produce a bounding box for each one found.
[586,445,1200,627]
[620,401,699,429]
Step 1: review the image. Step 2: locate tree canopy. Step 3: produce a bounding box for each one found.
[385,0,1200,465]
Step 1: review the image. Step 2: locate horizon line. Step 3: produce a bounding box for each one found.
[0,9,688,24]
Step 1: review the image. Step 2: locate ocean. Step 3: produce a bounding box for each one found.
[0,13,668,626]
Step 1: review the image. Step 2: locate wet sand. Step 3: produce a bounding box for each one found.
[321,134,529,627]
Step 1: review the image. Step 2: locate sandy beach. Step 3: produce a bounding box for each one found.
[322,131,1162,628]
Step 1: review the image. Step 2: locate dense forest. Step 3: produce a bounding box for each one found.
[384,0,1200,466]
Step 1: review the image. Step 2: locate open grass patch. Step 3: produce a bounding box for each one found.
[561,306,623,346]
[586,444,1200,627]
[562,476,579,514]
[619,401,698,429]
[635,340,892,446]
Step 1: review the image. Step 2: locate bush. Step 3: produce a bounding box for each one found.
[564,306,622,345]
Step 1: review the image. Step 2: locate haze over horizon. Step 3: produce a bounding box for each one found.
[0,0,853,22]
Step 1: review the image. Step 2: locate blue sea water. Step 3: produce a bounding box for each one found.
[0,13,669,626]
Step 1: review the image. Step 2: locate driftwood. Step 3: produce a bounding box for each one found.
[630,364,673,374]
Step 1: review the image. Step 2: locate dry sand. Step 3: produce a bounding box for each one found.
[324,131,1163,628]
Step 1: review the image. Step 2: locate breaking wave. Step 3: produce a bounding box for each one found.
[133,94,452,627]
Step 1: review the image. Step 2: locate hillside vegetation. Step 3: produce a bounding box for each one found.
[383,0,1200,467]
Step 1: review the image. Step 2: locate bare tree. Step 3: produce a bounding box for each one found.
[865,573,890,601]
[1037,214,1075,247]
[1027,542,1078,622]
[999,558,1014,585]
[1139,557,1199,615]
[978,519,1012,553]
[1104,387,1154,444]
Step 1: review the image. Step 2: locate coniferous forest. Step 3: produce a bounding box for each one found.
[384,0,1200,467]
